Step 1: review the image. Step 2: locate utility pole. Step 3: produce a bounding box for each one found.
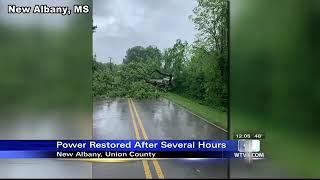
[108,57,112,71]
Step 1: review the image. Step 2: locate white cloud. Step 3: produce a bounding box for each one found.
[93,0,197,64]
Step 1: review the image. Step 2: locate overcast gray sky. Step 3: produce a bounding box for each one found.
[93,0,197,64]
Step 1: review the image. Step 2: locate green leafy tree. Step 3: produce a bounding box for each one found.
[92,0,229,110]
[123,46,161,66]
[190,0,228,54]
[162,39,188,87]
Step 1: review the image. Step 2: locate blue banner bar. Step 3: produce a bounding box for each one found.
[0,140,261,159]
[0,140,239,151]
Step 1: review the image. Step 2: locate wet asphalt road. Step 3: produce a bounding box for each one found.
[0,98,292,178]
[92,98,228,179]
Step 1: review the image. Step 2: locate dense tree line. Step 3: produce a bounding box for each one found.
[93,0,228,111]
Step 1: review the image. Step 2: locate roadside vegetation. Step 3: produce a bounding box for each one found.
[93,0,228,113]
[164,92,227,129]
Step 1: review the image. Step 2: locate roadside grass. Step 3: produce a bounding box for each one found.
[162,92,227,130]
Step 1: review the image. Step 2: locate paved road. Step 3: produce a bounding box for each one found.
[0,97,294,178]
[92,98,228,179]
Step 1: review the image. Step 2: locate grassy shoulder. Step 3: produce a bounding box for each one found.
[162,92,227,130]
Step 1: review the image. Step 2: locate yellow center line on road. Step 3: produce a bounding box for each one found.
[128,99,141,140]
[130,98,149,140]
[130,98,165,179]
[128,98,152,179]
